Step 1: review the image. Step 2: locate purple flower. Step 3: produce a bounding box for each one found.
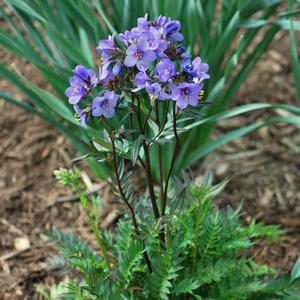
[190,57,210,82]
[73,65,97,87]
[180,52,191,63]
[182,56,210,83]
[137,14,149,32]
[176,44,185,55]
[170,83,202,109]
[147,27,168,53]
[180,54,192,76]
[98,63,114,83]
[65,76,87,105]
[164,20,183,41]
[65,15,210,118]
[97,35,116,53]
[118,31,133,46]
[97,35,117,65]
[73,105,89,127]
[112,63,122,76]
[124,40,156,71]
[146,82,170,100]
[133,71,150,91]
[155,58,176,82]
[155,16,169,28]
[92,91,119,119]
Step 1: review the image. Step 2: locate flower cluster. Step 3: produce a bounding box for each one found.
[65,15,209,125]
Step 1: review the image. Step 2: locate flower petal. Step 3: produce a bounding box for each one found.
[189,95,199,107]
[159,91,170,100]
[170,87,181,100]
[143,50,156,63]
[126,45,137,55]
[138,39,149,51]
[124,55,137,67]
[69,95,82,105]
[103,106,115,119]
[176,98,188,109]
[92,97,103,116]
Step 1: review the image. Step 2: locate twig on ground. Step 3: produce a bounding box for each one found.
[101,210,119,229]
[0,218,25,236]
[0,248,30,262]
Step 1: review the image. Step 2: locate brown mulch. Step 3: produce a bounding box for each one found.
[1,22,300,300]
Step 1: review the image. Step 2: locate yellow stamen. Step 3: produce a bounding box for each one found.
[149,94,157,102]
[135,51,142,60]
[74,113,80,121]
[198,90,205,101]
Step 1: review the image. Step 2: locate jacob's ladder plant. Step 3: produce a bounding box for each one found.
[50,15,300,300]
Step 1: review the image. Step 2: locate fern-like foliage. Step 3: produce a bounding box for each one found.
[48,185,300,299]
[46,228,109,298]
[145,248,182,299]
[46,228,100,271]
[198,211,222,260]
[114,221,144,288]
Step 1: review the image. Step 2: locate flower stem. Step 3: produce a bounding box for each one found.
[162,102,179,216]
[155,102,164,212]
[110,133,152,272]
[129,98,146,169]
[134,96,160,221]
[134,96,165,246]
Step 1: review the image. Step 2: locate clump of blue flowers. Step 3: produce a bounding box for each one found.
[65,14,209,125]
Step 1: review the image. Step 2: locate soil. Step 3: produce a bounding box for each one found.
[1,15,300,300]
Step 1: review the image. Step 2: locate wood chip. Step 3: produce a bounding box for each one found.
[14,237,30,251]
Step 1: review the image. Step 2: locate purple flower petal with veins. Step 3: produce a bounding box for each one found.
[73,65,97,87]
[133,71,150,92]
[182,56,210,84]
[113,63,122,76]
[98,63,114,83]
[137,14,149,32]
[155,58,176,82]
[170,83,202,109]
[92,91,119,119]
[146,82,170,100]
[164,20,183,41]
[97,35,116,53]
[65,76,87,105]
[124,40,156,71]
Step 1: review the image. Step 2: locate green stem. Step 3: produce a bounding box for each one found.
[152,101,169,141]
[110,133,152,272]
[135,96,160,221]
[135,96,165,246]
[142,105,153,133]
[90,219,111,271]
[129,98,146,169]
[80,190,111,271]
[155,102,164,212]
[162,102,179,216]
